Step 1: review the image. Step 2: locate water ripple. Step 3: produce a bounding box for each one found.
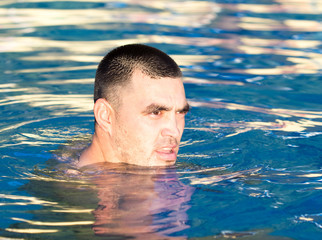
[0,0,321,239]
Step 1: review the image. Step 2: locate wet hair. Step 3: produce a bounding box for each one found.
[94,44,182,108]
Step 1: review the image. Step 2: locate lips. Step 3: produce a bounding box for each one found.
[155,146,178,161]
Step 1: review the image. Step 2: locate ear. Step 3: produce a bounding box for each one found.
[94,98,115,134]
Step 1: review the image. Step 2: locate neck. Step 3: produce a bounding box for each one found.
[78,129,119,167]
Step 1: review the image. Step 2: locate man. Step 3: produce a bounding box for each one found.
[78,44,189,167]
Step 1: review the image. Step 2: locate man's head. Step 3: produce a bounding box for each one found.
[94,44,182,109]
[84,44,189,167]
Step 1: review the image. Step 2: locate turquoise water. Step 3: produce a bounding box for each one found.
[0,0,321,239]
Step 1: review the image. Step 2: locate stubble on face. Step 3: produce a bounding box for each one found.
[111,103,152,166]
[109,70,186,167]
[113,118,141,165]
[113,115,175,167]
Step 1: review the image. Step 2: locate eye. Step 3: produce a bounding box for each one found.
[177,110,188,115]
[151,110,162,116]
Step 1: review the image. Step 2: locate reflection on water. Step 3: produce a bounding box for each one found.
[89,164,193,239]
[0,0,321,239]
[1,162,195,239]
[2,160,320,239]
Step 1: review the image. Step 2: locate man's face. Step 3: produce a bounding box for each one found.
[110,70,189,166]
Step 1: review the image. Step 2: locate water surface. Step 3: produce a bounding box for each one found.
[0,0,321,239]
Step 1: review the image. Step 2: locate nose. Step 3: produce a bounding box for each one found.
[161,113,181,139]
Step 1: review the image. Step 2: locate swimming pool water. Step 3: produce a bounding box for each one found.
[0,0,321,239]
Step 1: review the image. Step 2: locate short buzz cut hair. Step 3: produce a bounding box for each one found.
[94,44,182,107]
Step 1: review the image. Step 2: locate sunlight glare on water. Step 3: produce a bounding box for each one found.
[0,0,321,239]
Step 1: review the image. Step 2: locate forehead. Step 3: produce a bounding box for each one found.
[120,69,187,107]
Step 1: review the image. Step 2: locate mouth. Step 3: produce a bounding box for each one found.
[155,146,178,161]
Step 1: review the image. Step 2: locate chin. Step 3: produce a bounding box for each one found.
[128,154,177,167]
[152,159,176,167]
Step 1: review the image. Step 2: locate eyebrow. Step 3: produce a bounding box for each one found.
[180,103,190,113]
[142,102,190,114]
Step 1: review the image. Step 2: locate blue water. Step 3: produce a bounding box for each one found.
[0,0,321,239]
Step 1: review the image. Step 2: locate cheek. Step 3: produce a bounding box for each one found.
[117,113,138,134]
[136,120,163,147]
[140,122,161,140]
[177,117,186,133]
[180,117,186,128]
[122,117,159,143]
